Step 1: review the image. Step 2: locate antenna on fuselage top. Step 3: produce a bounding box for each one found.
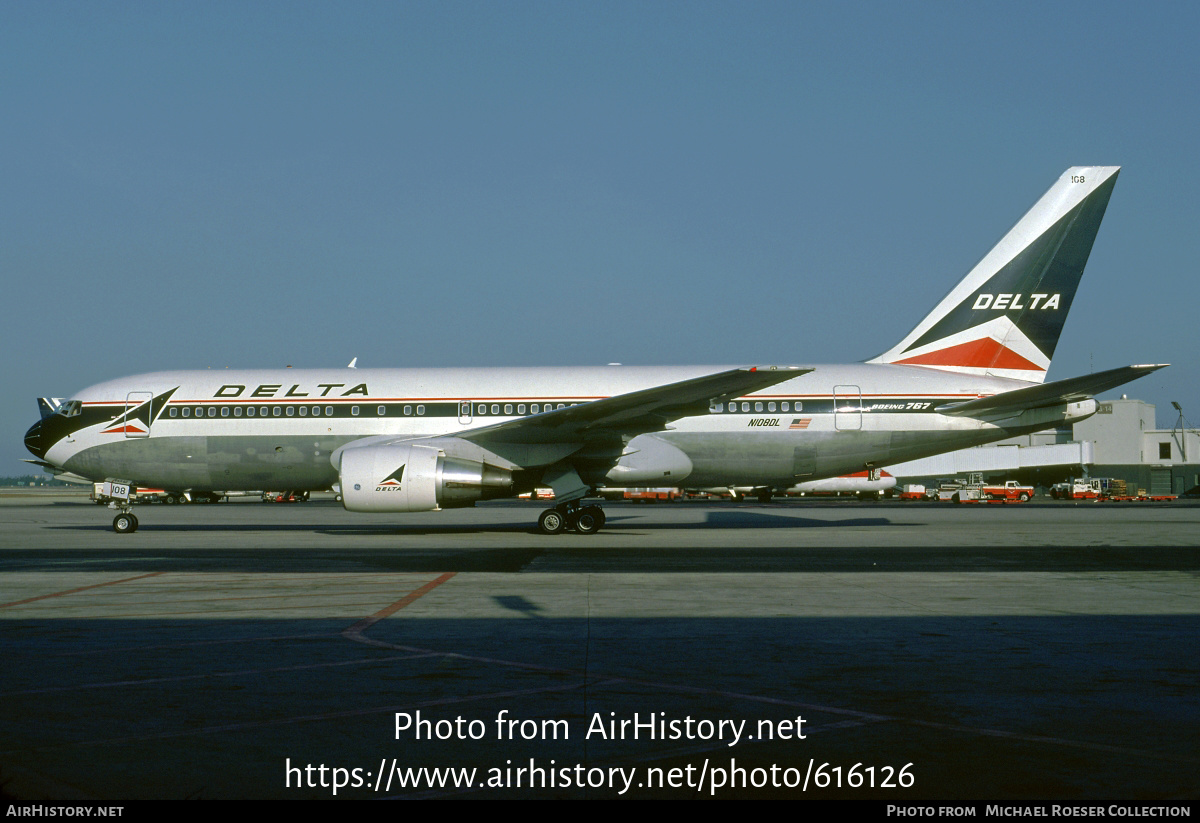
[347,357,358,369]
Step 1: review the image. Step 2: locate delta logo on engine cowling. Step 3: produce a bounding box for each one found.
[376,465,405,492]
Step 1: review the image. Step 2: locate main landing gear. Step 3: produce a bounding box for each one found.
[537,502,606,535]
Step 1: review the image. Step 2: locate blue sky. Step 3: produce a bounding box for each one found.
[3,1,1198,473]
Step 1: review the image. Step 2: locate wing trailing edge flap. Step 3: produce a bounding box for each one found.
[938,364,1168,418]
[462,366,813,450]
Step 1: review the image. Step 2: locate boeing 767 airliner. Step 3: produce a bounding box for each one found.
[24,166,1164,533]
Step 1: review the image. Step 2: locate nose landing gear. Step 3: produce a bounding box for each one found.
[112,508,138,533]
[101,482,140,533]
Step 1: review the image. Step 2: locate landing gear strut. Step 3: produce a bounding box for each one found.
[537,502,606,535]
[102,483,140,533]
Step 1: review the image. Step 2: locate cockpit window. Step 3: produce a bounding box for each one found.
[57,400,83,417]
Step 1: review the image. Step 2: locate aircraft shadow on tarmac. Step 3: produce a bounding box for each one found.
[700,510,898,529]
[323,510,903,534]
[4,545,1197,575]
[47,509,902,536]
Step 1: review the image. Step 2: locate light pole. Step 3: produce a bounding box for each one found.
[1171,401,1186,462]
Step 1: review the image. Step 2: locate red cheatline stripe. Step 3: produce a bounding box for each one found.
[82,396,610,405]
[0,572,164,610]
[82,392,985,406]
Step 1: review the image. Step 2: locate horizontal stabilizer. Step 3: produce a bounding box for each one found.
[37,398,64,419]
[938,364,1168,417]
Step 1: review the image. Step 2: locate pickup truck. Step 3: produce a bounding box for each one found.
[978,480,1034,502]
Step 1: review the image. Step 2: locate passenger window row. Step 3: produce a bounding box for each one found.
[708,401,801,413]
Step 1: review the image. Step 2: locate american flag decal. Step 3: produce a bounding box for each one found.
[789,418,812,429]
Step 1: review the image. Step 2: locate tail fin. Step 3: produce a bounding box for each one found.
[37,398,64,419]
[868,166,1120,383]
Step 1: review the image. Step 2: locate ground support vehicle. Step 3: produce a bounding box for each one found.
[1099,482,1177,502]
[1053,478,1176,503]
[623,487,682,502]
[262,491,310,503]
[935,483,964,502]
[939,477,1032,504]
[1052,479,1102,500]
[91,483,169,504]
[978,480,1035,502]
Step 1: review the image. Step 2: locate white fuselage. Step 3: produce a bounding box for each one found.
[35,363,1095,494]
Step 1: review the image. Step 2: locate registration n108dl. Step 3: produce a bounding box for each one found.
[100,482,132,500]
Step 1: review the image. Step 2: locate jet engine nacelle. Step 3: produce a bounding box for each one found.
[339,442,513,513]
[601,434,694,485]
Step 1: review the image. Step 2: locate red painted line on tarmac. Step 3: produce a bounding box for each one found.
[0,572,163,610]
[367,572,457,620]
[342,572,457,638]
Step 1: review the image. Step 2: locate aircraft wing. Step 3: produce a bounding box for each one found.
[938,364,1168,418]
[460,366,812,445]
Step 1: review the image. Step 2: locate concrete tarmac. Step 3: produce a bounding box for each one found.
[1,492,1197,799]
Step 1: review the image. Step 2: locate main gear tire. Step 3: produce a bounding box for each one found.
[538,508,567,535]
[572,506,604,535]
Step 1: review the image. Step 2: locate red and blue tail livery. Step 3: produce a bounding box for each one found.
[870,167,1120,383]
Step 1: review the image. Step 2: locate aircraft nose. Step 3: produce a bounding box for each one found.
[25,418,46,459]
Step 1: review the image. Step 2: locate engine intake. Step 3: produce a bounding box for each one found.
[339,442,513,512]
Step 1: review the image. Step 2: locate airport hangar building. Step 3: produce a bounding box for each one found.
[887,398,1200,497]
